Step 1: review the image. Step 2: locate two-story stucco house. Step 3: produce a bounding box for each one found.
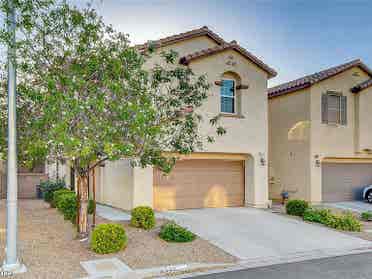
[90,26,277,211]
[269,59,372,203]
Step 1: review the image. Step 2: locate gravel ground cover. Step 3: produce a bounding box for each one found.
[0,200,236,279]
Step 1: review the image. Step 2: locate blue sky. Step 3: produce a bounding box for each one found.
[74,0,372,86]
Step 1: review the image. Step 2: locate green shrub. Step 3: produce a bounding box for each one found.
[303,208,333,223]
[40,179,66,203]
[159,222,196,243]
[361,211,372,221]
[286,200,309,217]
[88,199,96,215]
[130,206,155,230]
[52,189,73,208]
[333,212,361,232]
[91,224,127,254]
[56,192,77,222]
[54,191,94,223]
[303,208,361,232]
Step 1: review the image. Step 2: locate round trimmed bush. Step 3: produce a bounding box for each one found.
[91,224,127,254]
[56,192,77,222]
[130,206,155,230]
[286,199,309,217]
[52,189,73,208]
[159,222,196,243]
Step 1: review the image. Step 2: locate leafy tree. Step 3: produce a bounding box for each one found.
[0,1,224,238]
[0,0,55,160]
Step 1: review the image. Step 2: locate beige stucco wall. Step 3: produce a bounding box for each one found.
[309,67,371,202]
[189,49,270,207]
[357,87,372,152]
[98,159,134,210]
[132,167,153,208]
[100,34,271,210]
[269,67,372,203]
[96,160,153,210]
[268,89,311,201]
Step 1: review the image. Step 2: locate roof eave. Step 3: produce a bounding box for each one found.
[268,59,372,98]
[180,44,277,78]
[136,27,226,52]
[268,82,311,99]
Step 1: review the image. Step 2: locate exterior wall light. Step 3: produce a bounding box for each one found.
[259,152,266,166]
[314,154,321,167]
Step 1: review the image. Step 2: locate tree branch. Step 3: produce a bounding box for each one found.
[88,156,109,171]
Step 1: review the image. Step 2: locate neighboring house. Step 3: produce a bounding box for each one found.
[92,26,277,211]
[268,59,372,203]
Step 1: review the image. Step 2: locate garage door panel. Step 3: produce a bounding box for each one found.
[154,194,244,211]
[322,163,372,202]
[154,159,244,210]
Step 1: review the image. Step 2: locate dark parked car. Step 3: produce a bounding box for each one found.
[363,185,372,203]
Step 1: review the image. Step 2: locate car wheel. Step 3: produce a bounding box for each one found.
[367,190,372,203]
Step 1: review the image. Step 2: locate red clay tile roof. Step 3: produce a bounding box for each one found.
[268,59,372,98]
[179,41,277,78]
[351,78,372,93]
[136,26,226,51]
[136,26,277,78]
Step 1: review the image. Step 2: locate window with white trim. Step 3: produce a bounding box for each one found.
[321,92,347,125]
[220,79,235,114]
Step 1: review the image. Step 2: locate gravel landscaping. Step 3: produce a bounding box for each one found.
[0,200,236,278]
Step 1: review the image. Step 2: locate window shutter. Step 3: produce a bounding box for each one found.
[321,93,328,124]
[341,95,347,125]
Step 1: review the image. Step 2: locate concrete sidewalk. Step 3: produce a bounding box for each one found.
[96,204,131,221]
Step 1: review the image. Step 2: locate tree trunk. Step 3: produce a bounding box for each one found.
[92,167,96,227]
[77,174,89,239]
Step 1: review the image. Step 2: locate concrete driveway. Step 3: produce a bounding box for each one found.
[159,207,371,264]
[324,201,372,214]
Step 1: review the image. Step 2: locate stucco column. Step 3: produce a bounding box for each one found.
[245,155,269,208]
[309,158,322,203]
[132,166,153,208]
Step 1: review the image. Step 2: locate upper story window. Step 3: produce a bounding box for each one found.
[321,91,347,125]
[220,79,236,114]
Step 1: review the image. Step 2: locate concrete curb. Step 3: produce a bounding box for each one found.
[79,246,372,278]
[78,262,235,279]
[136,262,235,278]
[167,246,372,279]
